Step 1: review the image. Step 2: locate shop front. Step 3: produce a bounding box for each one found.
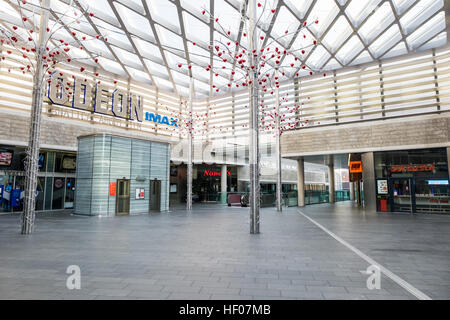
[169,164,238,204]
[375,148,449,214]
[0,146,76,214]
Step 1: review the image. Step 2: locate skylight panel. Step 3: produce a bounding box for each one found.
[406,11,445,50]
[283,0,314,19]
[335,35,364,65]
[308,0,339,38]
[369,23,402,58]
[306,45,331,69]
[145,59,169,78]
[97,57,127,76]
[419,32,447,52]
[323,58,341,71]
[78,0,118,24]
[322,15,353,53]
[399,0,443,35]
[358,2,395,45]
[214,0,242,38]
[112,46,142,69]
[126,66,152,84]
[183,12,210,43]
[146,0,180,32]
[271,6,300,46]
[350,50,372,66]
[382,41,408,59]
[114,2,153,41]
[256,0,277,31]
[345,0,382,28]
[392,0,417,16]
[116,0,145,15]
[181,0,209,12]
[155,25,184,53]
[133,37,163,61]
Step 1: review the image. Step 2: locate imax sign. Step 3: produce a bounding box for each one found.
[145,113,178,127]
[47,73,143,121]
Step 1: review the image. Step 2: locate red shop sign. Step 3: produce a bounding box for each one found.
[203,170,231,177]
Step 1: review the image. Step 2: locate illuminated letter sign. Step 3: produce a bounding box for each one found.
[72,78,92,111]
[111,89,128,119]
[48,73,69,105]
[145,112,179,127]
[47,72,144,122]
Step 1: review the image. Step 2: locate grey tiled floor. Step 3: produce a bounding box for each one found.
[0,202,449,300]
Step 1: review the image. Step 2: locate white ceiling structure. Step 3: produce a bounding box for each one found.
[0,0,448,98]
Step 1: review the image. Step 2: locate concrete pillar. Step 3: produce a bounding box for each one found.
[297,157,305,207]
[349,182,355,201]
[362,152,376,211]
[221,165,227,204]
[328,155,335,203]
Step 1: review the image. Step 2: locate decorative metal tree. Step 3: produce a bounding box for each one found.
[174,0,326,233]
[0,0,107,234]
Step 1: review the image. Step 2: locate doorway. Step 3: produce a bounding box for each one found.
[389,178,416,213]
[150,179,161,212]
[116,179,130,216]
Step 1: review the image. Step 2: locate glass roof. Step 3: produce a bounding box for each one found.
[0,0,447,98]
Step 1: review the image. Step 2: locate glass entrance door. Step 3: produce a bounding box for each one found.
[116,179,130,216]
[150,179,161,212]
[390,178,416,213]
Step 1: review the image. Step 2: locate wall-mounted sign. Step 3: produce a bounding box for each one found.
[427,180,449,185]
[145,112,178,127]
[391,164,435,173]
[0,151,13,166]
[377,180,388,195]
[62,156,77,170]
[203,169,231,177]
[349,161,363,173]
[135,188,145,200]
[54,178,64,189]
[47,72,144,122]
[109,182,117,196]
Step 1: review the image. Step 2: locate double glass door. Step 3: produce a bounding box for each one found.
[390,178,416,213]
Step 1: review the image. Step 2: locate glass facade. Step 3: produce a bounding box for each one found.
[375,148,449,214]
[0,145,76,214]
[74,135,170,216]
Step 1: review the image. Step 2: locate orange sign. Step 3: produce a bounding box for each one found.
[391,164,435,173]
[349,161,363,173]
[109,182,117,196]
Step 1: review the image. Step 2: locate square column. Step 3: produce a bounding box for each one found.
[297,157,305,207]
[328,155,335,203]
[221,165,227,204]
[362,152,376,211]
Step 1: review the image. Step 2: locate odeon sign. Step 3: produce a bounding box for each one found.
[46,73,178,126]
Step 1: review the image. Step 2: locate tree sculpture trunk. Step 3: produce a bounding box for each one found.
[21,0,49,235]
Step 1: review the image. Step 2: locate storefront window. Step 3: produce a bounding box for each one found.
[375,148,449,214]
[52,177,65,210]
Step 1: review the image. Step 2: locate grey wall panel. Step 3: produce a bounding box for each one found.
[74,178,92,215]
[91,178,110,216]
[110,137,132,180]
[76,135,170,216]
[92,135,112,179]
[130,180,148,214]
[76,137,94,179]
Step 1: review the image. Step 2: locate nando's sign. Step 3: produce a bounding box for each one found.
[46,72,144,121]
